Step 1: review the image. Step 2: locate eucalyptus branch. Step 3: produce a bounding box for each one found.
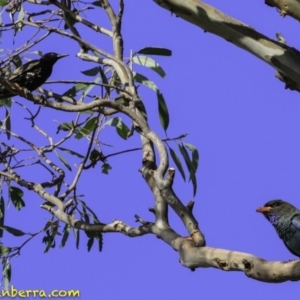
[26,9,61,18]
[153,0,300,91]
[101,0,116,25]
[21,20,118,60]
[42,118,79,152]
[8,224,52,258]
[37,87,78,104]
[4,163,65,208]
[265,0,300,21]
[27,8,61,24]
[11,158,39,170]
[60,0,87,52]
[0,30,51,66]
[51,0,113,37]
[76,53,134,92]
[0,128,65,187]
[161,168,205,246]
[111,0,124,59]
[6,94,168,178]
[13,100,42,126]
[20,20,135,90]
[41,203,156,237]
[46,80,132,95]
[25,0,53,4]
[52,114,81,149]
[104,133,187,159]
[59,114,100,200]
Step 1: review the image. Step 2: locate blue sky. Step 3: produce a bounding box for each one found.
[1,0,300,298]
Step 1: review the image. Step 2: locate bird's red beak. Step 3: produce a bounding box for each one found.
[256,206,272,213]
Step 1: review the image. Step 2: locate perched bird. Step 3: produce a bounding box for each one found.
[0,52,68,99]
[256,200,300,257]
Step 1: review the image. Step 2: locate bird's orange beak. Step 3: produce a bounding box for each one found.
[256,206,272,213]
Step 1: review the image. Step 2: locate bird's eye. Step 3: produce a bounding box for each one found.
[273,202,281,207]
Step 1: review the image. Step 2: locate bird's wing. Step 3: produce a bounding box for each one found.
[8,60,40,81]
[291,214,300,231]
[283,239,300,257]
[283,214,300,257]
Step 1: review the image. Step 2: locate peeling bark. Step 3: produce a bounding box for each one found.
[266,0,300,20]
[153,0,300,92]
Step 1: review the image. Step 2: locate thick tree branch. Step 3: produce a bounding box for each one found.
[265,0,300,21]
[51,0,113,37]
[153,0,300,91]
[176,239,300,282]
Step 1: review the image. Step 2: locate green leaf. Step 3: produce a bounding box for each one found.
[44,230,57,253]
[191,176,197,196]
[114,96,127,105]
[0,0,7,7]
[81,201,90,229]
[89,149,103,163]
[92,1,103,7]
[184,143,199,196]
[41,201,55,207]
[75,228,80,249]
[75,116,98,139]
[57,122,73,133]
[184,143,199,180]
[3,260,11,291]
[0,196,4,238]
[12,55,22,68]
[57,147,85,158]
[0,246,11,256]
[157,92,169,131]
[0,225,26,237]
[0,197,3,219]
[0,98,11,107]
[98,233,103,252]
[79,110,93,114]
[178,143,198,196]
[55,150,72,171]
[60,224,70,248]
[5,107,11,140]
[0,15,2,42]
[87,237,94,252]
[80,201,101,224]
[106,117,130,140]
[133,72,159,92]
[133,56,166,78]
[137,47,172,56]
[169,147,186,181]
[64,9,78,30]
[80,74,102,100]
[81,67,99,76]
[9,187,25,210]
[178,144,192,172]
[63,83,88,97]
[101,163,112,174]
[99,66,110,95]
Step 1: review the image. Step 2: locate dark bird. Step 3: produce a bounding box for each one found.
[256,200,300,257]
[0,52,68,99]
